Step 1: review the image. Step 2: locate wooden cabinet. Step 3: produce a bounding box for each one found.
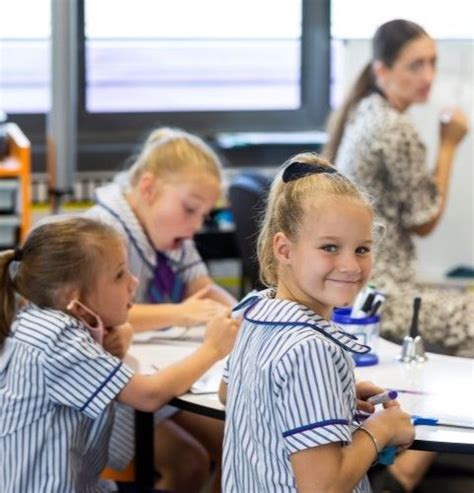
[0,123,31,247]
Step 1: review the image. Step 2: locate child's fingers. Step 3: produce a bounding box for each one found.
[357,399,375,414]
[383,399,400,409]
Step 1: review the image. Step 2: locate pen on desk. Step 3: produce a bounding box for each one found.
[367,390,398,405]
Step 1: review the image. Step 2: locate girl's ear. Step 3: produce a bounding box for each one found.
[137,172,160,205]
[273,232,292,265]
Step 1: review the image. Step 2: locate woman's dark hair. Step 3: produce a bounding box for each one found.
[324,19,428,162]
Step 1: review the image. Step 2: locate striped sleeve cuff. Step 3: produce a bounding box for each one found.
[283,419,352,455]
[79,362,134,419]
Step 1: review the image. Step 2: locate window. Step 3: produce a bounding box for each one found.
[1,0,330,172]
[86,0,302,113]
[0,0,51,114]
[331,0,474,39]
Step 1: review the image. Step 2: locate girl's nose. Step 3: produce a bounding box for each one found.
[338,254,361,273]
[423,64,435,84]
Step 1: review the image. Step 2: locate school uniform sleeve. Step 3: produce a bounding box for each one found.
[273,337,353,455]
[378,116,440,229]
[43,325,134,420]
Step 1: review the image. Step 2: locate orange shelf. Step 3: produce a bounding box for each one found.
[0,123,31,243]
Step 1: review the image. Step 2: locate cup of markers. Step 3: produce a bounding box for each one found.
[332,308,380,366]
[332,286,385,367]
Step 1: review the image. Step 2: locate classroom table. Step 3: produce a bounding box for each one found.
[126,332,474,456]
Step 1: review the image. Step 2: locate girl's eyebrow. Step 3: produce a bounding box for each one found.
[317,235,373,244]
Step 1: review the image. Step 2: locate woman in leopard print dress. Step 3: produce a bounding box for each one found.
[325,19,472,493]
[325,20,472,359]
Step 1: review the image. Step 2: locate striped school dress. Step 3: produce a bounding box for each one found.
[0,304,133,493]
[222,289,372,493]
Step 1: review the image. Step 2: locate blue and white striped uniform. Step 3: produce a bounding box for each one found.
[0,304,133,493]
[222,289,372,493]
[86,180,208,469]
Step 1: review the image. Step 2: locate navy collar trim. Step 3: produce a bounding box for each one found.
[233,292,370,355]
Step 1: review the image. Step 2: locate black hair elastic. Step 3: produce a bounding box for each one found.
[282,161,337,183]
[13,247,23,262]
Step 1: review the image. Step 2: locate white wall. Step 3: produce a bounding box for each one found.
[336,40,474,279]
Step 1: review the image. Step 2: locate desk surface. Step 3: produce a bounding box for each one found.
[127,335,474,454]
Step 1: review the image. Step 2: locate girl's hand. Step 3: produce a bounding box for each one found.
[355,380,400,414]
[179,287,228,326]
[365,406,415,451]
[103,323,134,359]
[202,311,240,360]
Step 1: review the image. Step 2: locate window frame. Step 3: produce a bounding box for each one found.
[5,0,330,171]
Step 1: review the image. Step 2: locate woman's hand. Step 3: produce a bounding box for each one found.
[440,107,469,146]
[103,322,134,359]
[202,311,241,360]
[178,286,229,326]
[356,380,400,414]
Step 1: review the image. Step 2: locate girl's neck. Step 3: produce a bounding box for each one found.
[275,283,331,321]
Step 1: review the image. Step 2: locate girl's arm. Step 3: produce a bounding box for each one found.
[290,407,414,493]
[187,275,237,307]
[128,283,233,333]
[117,312,239,411]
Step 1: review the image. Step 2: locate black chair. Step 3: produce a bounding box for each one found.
[228,172,272,298]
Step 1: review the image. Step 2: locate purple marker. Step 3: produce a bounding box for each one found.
[367,390,398,405]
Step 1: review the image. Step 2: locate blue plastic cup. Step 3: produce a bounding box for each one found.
[332,307,380,366]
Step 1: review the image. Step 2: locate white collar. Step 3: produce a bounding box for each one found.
[233,289,370,354]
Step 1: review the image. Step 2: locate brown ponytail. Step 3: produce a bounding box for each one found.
[323,63,375,162]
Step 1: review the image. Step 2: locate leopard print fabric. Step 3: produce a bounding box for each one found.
[336,93,473,357]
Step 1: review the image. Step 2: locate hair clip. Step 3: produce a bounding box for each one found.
[13,247,23,262]
[282,161,337,183]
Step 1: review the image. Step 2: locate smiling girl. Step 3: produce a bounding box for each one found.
[219,153,414,493]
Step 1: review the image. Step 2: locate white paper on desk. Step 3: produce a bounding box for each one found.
[133,325,206,343]
[402,393,474,429]
[190,358,226,394]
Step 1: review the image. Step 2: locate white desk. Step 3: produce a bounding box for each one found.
[127,336,474,454]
